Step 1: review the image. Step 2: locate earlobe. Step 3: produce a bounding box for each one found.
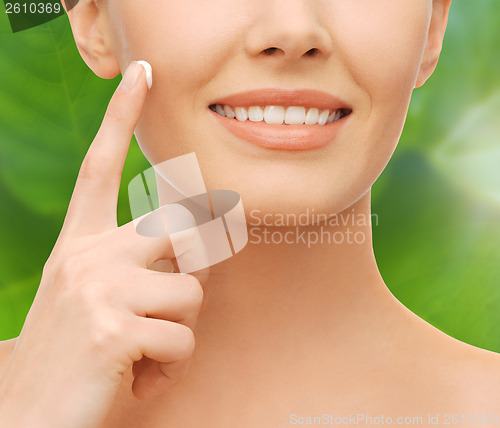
[415,0,452,88]
[63,0,120,79]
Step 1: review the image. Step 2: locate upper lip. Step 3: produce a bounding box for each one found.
[209,88,350,111]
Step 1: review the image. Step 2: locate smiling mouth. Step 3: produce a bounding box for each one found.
[209,104,352,126]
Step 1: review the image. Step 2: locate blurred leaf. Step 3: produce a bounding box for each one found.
[432,90,500,206]
[373,151,500,352]
[0,15,149,339]
[0,16,115,216]
[403,0,500,154]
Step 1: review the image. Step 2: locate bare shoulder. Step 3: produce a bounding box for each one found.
[395,310,500,414]
[0,338,17,376]
[419,325,500,414]
[450,342,500,412]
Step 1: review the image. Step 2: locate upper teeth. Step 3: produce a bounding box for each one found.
[211,105,346,125]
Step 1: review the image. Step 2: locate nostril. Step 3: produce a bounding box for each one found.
[305,48,318,56]
[263,47,278,55]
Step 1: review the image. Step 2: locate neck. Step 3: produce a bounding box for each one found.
[192,191,399,355]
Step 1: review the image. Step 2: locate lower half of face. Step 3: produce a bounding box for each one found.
[108,0,432,222]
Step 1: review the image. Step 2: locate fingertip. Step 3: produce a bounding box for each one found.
[137,60,153,90]
[119,60,152,93]
[119,61,145,92]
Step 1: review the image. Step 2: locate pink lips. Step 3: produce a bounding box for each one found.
[209,88,352,151]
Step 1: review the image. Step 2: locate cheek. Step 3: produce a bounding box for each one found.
[326,1,431,184]
[332,2,431,100]
[110,1,251,161]
[298,2,432,213]
[113,1,248,89]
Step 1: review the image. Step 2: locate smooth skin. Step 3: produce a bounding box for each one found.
[1,0,500,427]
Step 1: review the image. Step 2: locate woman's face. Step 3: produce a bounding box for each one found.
[101,0,433,218]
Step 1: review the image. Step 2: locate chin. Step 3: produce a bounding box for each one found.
[228,184,367,227]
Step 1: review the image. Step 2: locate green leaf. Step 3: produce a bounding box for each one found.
[0,16,150,339]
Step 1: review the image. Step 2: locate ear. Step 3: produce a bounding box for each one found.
[62,0,120,79]
[415,0,452,88]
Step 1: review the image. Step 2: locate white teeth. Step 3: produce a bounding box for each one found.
[331,109,342,123]
[285,106,306,125]
[248,106,264,122]
[215,104,226,117]
[223,105,235,119]
[333,110,342,122]
[234,107,248,122]
[318,109,330,126]
[305,108,319,125]
[264,106,285,125]
[212,104,348,125]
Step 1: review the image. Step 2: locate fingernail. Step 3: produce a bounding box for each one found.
[137,60,153,89]
[120,61,144,91]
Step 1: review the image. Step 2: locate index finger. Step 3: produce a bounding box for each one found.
[62,60,152,237]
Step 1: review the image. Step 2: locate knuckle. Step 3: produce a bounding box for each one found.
[45,241,120,305]
[105,105,122,124]
[173,324,195,358]
[79,280,112,305]
[182,275,204,311]
[78,149,121,187]
[105,104,126,124]
[42,257,56,278]
[54,262,113,306]
[53,255,85,289]
[88,309,125,351]
[162,360,191,385]
[77,154,101,183]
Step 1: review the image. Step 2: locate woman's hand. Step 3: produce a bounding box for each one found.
[0,61,205,428]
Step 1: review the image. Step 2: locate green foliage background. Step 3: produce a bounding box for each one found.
[0,2,499,351]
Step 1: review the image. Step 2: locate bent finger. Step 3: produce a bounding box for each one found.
[122,271,204,329]
[133,317,195,364]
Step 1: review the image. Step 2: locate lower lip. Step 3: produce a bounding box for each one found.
[210,110,350,151]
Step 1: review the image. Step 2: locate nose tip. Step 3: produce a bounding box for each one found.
[244,2,333,62]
